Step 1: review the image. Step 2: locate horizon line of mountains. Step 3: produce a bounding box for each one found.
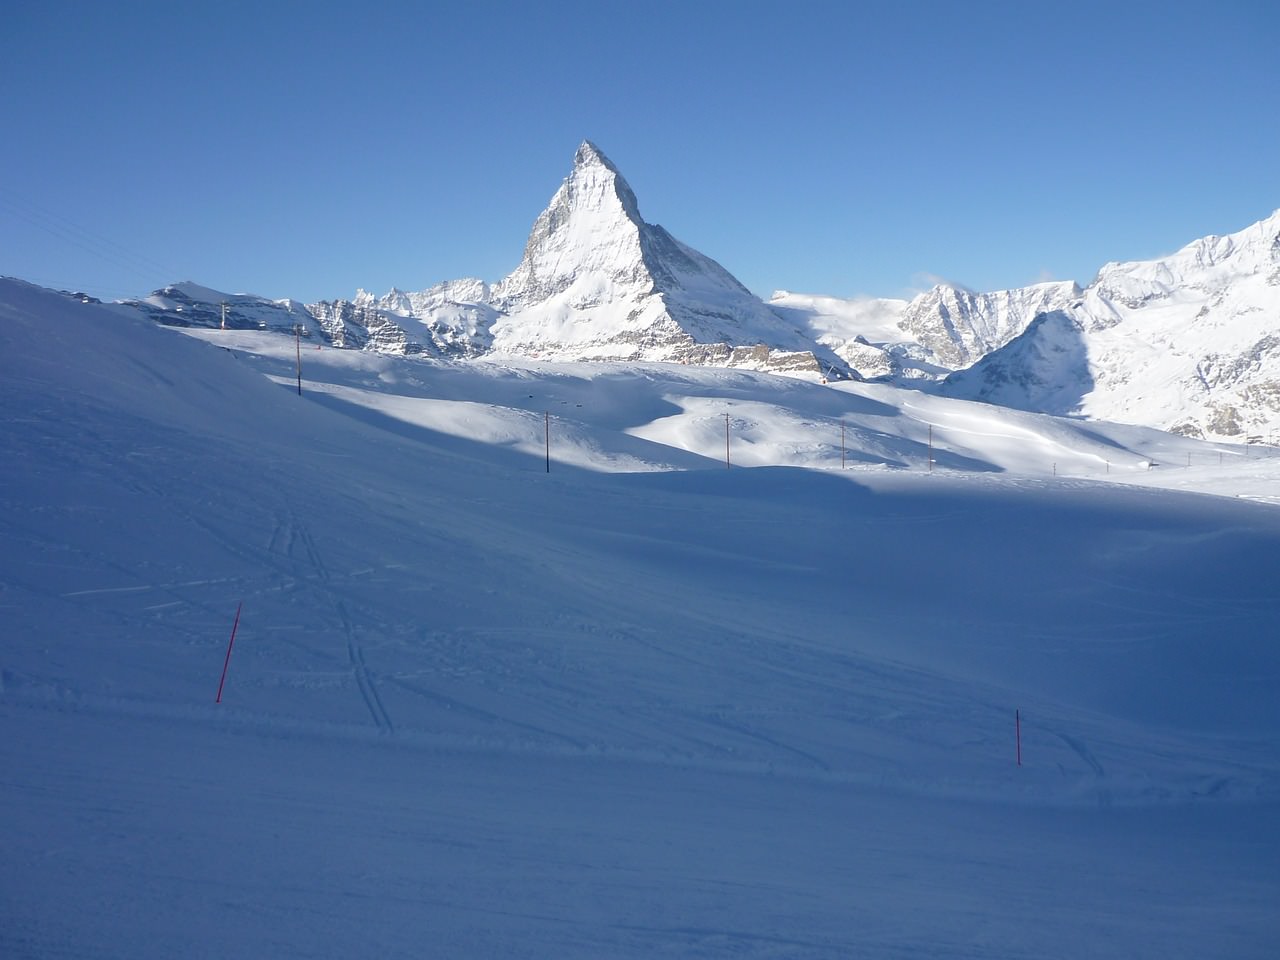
[81,140,1280,443]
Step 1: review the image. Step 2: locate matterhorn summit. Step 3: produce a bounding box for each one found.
[486,141,841,374]
[491,141,653,312]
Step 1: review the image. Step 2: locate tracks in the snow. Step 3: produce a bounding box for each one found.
[287,514,394,733]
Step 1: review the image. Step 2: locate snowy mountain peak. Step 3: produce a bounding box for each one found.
[573,138,607,166]
[485,142,846,377]
[1089,208,1280,309]
[128,142,843,378]
[571,140,633,202]
[1182,207,1280,271]
[492,142,647,313]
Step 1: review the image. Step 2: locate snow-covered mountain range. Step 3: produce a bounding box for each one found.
[943,210,1280,440]
[113,140,1279,441]
[768,280,1081,380]
[310,142,847,377]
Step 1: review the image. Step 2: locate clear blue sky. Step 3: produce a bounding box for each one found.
[3,0,1277,304]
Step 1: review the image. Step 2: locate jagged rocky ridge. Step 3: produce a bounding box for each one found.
[942,210,1280,441]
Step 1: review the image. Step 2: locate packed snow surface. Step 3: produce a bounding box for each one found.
[3,278,1279,958]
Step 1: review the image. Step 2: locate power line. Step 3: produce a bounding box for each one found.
[0,272,151,301]
[0,184,176,289]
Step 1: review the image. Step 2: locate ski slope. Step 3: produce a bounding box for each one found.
[3,278,1279,958]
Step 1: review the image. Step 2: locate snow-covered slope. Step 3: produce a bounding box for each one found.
[944,210,1280,440]
[126,281,322,335]
[939,310,1094,416]
[5,277,1280,957]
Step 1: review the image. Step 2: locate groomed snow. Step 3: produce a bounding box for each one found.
[3,278,1279,958]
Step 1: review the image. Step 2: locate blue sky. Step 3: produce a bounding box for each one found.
[3,0,1277,304]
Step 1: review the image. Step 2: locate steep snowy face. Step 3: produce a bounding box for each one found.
[487,141,840,376]
[945,210,1280,440]
[492,141,651,312]
[939,311,1094,415]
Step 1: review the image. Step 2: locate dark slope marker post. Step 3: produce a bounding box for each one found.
[216,602,243,703]
[294,325,303,396]
[1016,708,1022,767]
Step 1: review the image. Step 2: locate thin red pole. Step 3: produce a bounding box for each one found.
[1016,708,1022,767]
[215,602,243,703]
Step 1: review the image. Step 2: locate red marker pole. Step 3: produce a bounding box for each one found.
[1016,708,1022,767]
[215,602,243,703]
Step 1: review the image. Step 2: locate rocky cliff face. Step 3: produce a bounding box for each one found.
[896,281,1081,371]
[311,284,497,358]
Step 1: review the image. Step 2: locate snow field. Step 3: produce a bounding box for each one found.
[3,279,1278,957]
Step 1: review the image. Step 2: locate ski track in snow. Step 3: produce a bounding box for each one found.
[289,512,395,732]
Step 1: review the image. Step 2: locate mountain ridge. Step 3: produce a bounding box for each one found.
[106,140,1279,439]
[944,209,1280,440]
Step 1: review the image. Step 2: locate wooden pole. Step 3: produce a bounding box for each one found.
[545,411,550,473]
[1016,708,1022,767]
[215,602,243,703]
